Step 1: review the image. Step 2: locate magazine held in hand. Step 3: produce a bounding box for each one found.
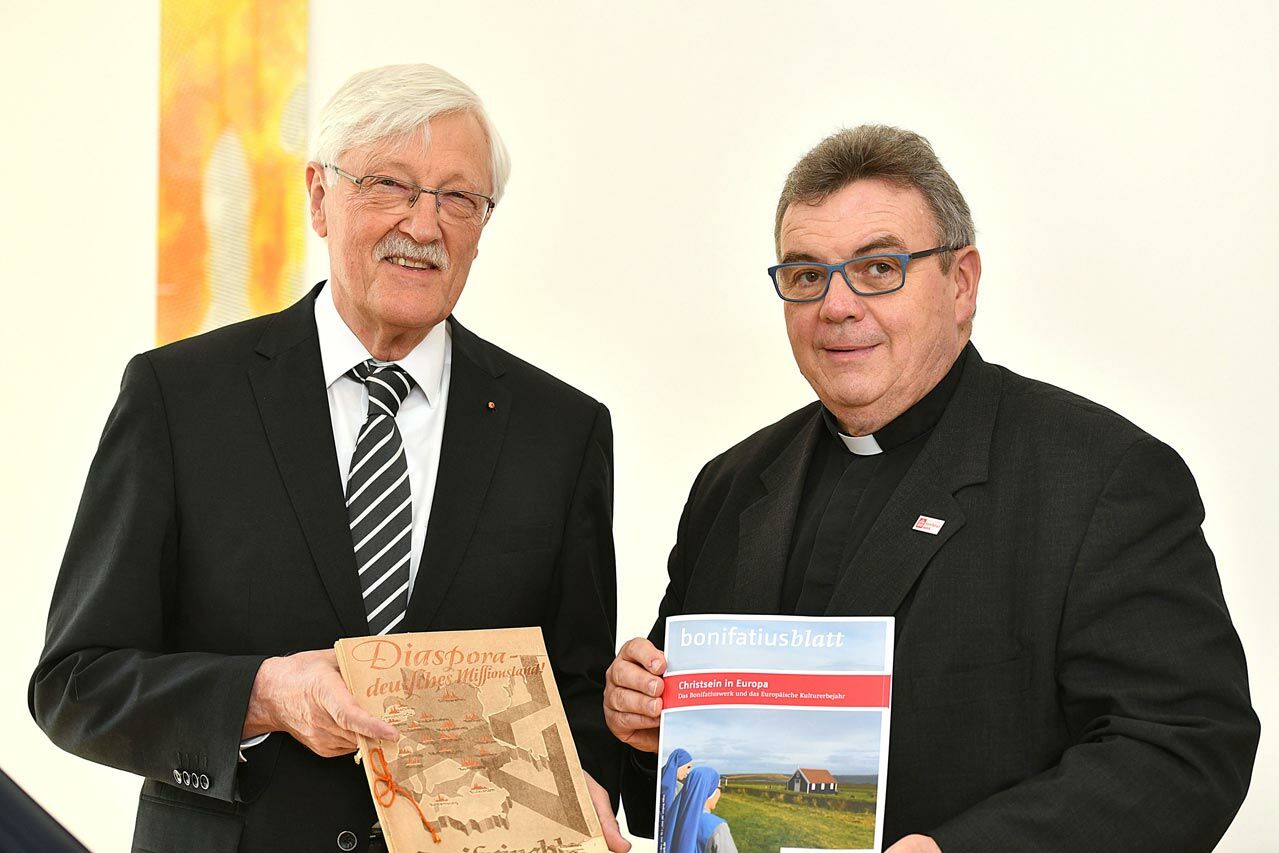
[335,626,607,853]
[656,614,894,853]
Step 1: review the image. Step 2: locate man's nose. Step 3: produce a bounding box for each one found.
[819,271,866,322]
[400,194,444,244]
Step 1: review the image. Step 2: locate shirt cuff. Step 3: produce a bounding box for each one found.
[238,732,270,763]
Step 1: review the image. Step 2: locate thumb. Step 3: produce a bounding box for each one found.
[584,772,631,852]
[331,693,399,741]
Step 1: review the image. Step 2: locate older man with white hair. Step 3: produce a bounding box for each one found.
[31,64,624,852]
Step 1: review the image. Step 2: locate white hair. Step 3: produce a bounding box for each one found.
[312,63,512,203]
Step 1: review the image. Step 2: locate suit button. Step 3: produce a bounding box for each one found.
[181,771,191,786]
[199,774,210,790]
[336,830,358,851]
[172,770,181,784]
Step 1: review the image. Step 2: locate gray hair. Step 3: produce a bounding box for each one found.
[312,64,512,203]
[774,125,974,270]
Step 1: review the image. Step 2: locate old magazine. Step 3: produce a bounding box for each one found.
[335,627,607,853]
[656,614,894,853]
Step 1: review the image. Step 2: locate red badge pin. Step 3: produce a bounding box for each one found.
[913,515,945,535]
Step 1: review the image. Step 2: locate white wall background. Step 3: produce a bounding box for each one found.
[3,1,1275,849]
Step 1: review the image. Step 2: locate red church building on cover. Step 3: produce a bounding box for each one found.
[789,768,839,794]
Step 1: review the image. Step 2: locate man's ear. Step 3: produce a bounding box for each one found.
[306,163,329,238]
[951,245,981,329]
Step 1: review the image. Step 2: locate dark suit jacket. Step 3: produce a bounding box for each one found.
[31,286,621,852]
[623,346,1258,852]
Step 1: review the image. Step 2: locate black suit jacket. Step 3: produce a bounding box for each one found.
[31,286,621,852]
[623,347,1258,852]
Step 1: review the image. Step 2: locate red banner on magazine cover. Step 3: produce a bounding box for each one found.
[663,672,892,709]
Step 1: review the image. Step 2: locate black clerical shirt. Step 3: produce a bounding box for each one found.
[781,345,971,614]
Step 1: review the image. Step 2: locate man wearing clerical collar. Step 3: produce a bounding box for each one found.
[599,126,1258,852]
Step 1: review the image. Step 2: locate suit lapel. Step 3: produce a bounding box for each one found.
[405,318,511,628]
[732,408,824,612]
[249,285,369,637]
[825,348,1001,616]
[825,468,966,616]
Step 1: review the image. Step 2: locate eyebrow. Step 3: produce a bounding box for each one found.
[779,235,909,264]
[853,235,908,255]
[362,160,483,192]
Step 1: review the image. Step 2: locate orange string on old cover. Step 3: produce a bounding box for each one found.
[370,746,441,844]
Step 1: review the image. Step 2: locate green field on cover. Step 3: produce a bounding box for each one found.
[712,777,877,850]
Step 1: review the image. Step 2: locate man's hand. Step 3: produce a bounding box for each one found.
[242,649,398,757]
[885,835,941,853]
[584,771,631,852]
[603,637,666,753]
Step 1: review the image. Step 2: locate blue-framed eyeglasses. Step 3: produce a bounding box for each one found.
[768,246,962,302]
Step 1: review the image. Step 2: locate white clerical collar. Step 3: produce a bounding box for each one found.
[314,281,450,407]
[838,431,884,456]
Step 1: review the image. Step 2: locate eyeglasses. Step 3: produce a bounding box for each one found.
[768,246,962,302]
[323,163,495,226]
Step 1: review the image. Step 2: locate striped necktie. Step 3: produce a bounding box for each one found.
[346,360,416,635]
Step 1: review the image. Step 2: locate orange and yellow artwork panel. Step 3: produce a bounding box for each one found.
[159,0,308,345]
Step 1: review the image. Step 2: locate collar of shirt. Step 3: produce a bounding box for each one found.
[314,281,449,406]
[821,343,972,455]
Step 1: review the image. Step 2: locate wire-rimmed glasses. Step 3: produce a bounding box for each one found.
[324,163,495,227]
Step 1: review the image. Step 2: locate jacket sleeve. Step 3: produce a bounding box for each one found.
[542,401,624,806]
[29,354,266,804]
[930,436,1260,852]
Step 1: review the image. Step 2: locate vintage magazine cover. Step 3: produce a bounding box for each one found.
[656,614,894,853]
[335,627,607,853]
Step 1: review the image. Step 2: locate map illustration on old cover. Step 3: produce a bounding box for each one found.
[336,627,606,853]
[657,614,894,853]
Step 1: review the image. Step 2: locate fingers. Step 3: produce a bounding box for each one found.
[617,728,660,754]
[584,772,631,853]
[603,681,662,739]
[301,705,363,758]
[608,638,666,699]
[320,672,399,742]
[249,648,401,757]
[604,705,661,737]
[618,637,667,676]
[605,675,662,713]
[330,696,399,743]
[301,651,399,742]
[311,731,360,758]
[604,638,667,751]
[884,835,941,853]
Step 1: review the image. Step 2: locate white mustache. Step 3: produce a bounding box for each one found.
[376,234,450,271]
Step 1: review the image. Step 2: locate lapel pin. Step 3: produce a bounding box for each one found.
[487,401,496,411]
[912,515,945,535]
